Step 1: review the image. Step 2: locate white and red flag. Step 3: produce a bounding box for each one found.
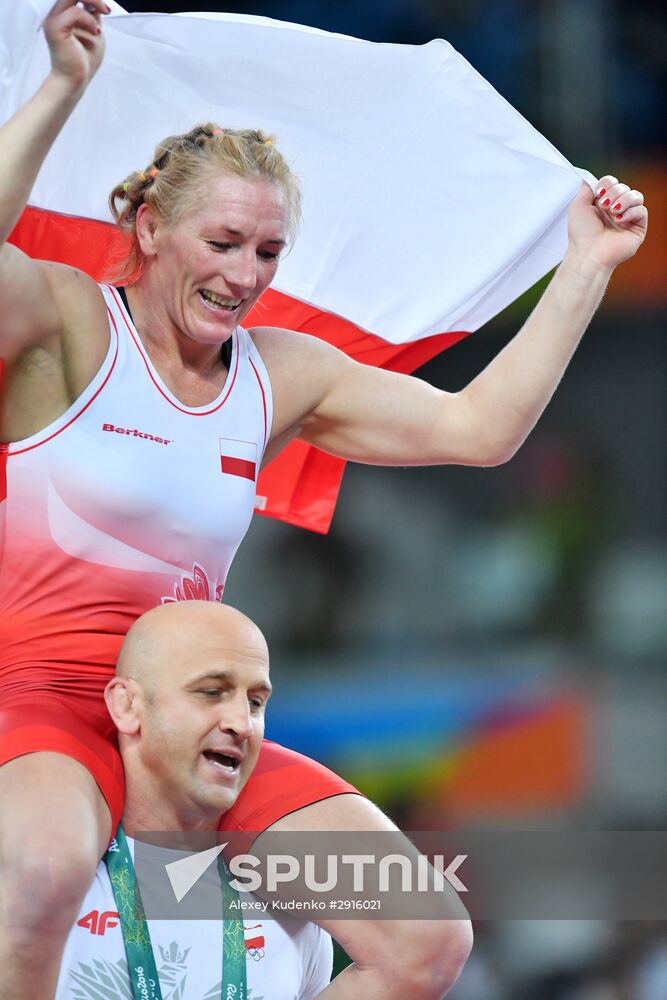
[244,924,265,952]
[1,1,593,532]
[219,438,258,483]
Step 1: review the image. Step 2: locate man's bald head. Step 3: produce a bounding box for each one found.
[106,601,271,829]
[116,601,269,696]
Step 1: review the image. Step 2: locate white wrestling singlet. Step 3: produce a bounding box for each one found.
[0,284,272,701]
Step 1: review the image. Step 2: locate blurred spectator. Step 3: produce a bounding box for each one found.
[635,934,667,1000]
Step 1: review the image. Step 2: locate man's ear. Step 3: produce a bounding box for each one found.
[105,677,141,736]
[135,203,160,258]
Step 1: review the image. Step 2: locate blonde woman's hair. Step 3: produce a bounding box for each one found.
[108,123,301,282]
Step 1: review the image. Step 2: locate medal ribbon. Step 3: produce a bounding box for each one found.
[219,854,247,998]
[104,825,247,1000]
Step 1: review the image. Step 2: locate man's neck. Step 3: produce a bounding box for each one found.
[121,784,220,837]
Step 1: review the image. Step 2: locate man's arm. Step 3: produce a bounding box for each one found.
[265,795,473,1000]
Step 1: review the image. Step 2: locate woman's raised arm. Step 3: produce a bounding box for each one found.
[263,177,647,469]
[0,0,108,359]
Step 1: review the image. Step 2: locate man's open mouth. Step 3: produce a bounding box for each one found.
[202,750,240,772]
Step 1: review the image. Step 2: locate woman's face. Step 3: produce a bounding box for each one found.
[141,173,289,346]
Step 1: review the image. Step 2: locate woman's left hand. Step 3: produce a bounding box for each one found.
[566,175,648,272]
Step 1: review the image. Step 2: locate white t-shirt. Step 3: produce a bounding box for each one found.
[57,846,333,1000]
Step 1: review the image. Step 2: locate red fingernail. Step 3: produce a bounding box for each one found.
[613,203,621,210]
[597,188,606,198]
[602,198,610,207]
[615,212,624,220]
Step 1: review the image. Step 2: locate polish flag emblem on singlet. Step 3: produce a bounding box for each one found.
[219,438,257,482]
[244,924,265,953]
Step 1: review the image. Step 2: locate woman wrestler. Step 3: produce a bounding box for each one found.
[0,2,647,998]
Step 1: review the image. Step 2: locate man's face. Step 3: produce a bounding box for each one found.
[135,622,271,824]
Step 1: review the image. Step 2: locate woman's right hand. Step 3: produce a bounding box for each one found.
[44,0,110,92]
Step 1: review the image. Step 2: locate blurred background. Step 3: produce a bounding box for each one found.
[127,2,666,996]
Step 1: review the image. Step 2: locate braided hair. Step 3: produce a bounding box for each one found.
[108,124,301,282]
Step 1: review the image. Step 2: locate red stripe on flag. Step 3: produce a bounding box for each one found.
[248,289,469,375]
[221,456,256,481]
[10,206,470,533]
[245,935,265,950]
[9,205,130,280]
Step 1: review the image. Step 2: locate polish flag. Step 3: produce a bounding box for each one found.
[220,439,258,483]
[2,2,594,532]
[244,924,265,951]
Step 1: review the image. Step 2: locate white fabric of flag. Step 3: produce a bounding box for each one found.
[1,0,594,346]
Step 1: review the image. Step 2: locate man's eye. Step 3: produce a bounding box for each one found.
[258,250,279,261]
[198,689,222,697]
[208,241,233,252]
[249,697,265,710]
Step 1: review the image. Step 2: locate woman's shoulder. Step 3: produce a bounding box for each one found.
[56,268,112,365]
[247,324,351,435]
[0,264,111,441]
[249,324,344,371]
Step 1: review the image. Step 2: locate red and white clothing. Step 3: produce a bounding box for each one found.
[57,839,333,1000]
[0,285,357,830]
[1,283,271,691]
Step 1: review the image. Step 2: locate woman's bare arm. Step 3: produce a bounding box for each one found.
[259,177,647,469]
[0,1,108,361]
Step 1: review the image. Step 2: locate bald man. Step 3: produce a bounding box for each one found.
[109,600,272,833]
[57,601,472,1000]
[55,601,334,999]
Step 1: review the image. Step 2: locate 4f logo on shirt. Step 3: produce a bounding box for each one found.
[220,438,257,481]
[77,910,119,936]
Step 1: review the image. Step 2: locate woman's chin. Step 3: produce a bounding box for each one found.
[190,295,244,339]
